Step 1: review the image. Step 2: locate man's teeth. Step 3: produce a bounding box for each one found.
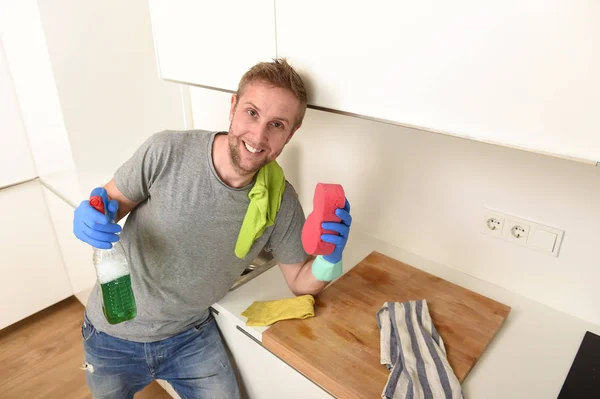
[244,141,263,153]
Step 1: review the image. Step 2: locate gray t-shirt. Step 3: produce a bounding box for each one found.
[86,130,309,342]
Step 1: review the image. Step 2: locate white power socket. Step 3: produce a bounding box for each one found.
[505,218,530,244]
[483,209,504,237]
[482,208,564,257]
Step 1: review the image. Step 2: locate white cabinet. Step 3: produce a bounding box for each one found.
[213,310,333,399]
[276,0,600,164]
[0,1,76,182]
[0,181,72,330]
[148,0,276,91]
[149,0,599,164]
[0,37,37,187]
[42,185,97,306]
[6,0,185,197]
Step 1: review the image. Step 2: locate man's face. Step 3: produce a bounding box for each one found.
[228,81,302,176]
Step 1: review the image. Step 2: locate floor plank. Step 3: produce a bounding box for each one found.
[0,297,171,399]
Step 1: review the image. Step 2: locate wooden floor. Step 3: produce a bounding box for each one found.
[0,297,171,399]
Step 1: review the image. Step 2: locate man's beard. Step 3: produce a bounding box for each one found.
[227,126,269,175]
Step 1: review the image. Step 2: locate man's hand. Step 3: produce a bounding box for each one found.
[73,187,121,249]
[279,198,352,295]
[320,198,352,264]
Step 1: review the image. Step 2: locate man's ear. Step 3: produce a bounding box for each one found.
[229,94,238,122]
[285,124,302,144]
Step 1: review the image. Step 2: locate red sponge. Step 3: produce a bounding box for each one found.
[302,183,346,255]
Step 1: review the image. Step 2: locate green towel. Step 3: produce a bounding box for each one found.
[235,161,285,258]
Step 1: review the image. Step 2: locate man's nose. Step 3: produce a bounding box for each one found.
[250,123,269,145]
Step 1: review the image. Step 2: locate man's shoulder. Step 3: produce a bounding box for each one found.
[278,180,303,217]
[281,180,299,202]
[149,129,216,145]
[142,130,217,159]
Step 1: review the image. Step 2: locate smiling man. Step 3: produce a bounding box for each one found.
[72,58,352,399]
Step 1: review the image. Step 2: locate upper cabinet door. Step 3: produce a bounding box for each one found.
[0,38,37,187]
[277,1,600,164]
[149,0,277,91]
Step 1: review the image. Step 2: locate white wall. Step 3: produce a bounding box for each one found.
[36,0,185,199]
[190,86,600,326]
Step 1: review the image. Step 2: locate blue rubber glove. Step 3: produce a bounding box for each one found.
[73,187,121,249]
[321,198,352,264]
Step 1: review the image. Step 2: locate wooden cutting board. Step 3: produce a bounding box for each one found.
[262,251,511,399]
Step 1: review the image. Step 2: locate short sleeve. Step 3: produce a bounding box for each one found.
[113,131,170,202]
[266,182,310,265]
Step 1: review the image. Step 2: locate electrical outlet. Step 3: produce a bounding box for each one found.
[482,207,564,257]
[504,218,530,244]
[482,209,505,237]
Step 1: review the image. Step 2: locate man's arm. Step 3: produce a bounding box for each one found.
[278,198,352,296]
[74,133,160,248]
[279,256,329,296]
[104,179,140,222]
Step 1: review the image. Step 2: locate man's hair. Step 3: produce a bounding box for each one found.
[236,58,308,128]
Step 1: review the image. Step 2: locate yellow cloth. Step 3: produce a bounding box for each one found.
[241,295,315,326]
[235,160,285,259]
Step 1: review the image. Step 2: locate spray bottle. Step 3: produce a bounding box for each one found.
[89,195,137,324]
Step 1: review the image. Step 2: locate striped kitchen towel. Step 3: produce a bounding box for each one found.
[376,300,463,399]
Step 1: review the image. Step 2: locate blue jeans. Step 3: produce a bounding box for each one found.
[81,312,240,399]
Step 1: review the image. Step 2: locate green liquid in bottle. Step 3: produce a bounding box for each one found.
[100,274,137,324]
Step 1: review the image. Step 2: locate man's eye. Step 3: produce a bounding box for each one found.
[272,122,283,129]
[247,109,257,117]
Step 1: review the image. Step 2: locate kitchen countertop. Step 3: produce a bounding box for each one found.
[213,230,600,399]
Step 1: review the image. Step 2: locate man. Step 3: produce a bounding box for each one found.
[73,58,352,398]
